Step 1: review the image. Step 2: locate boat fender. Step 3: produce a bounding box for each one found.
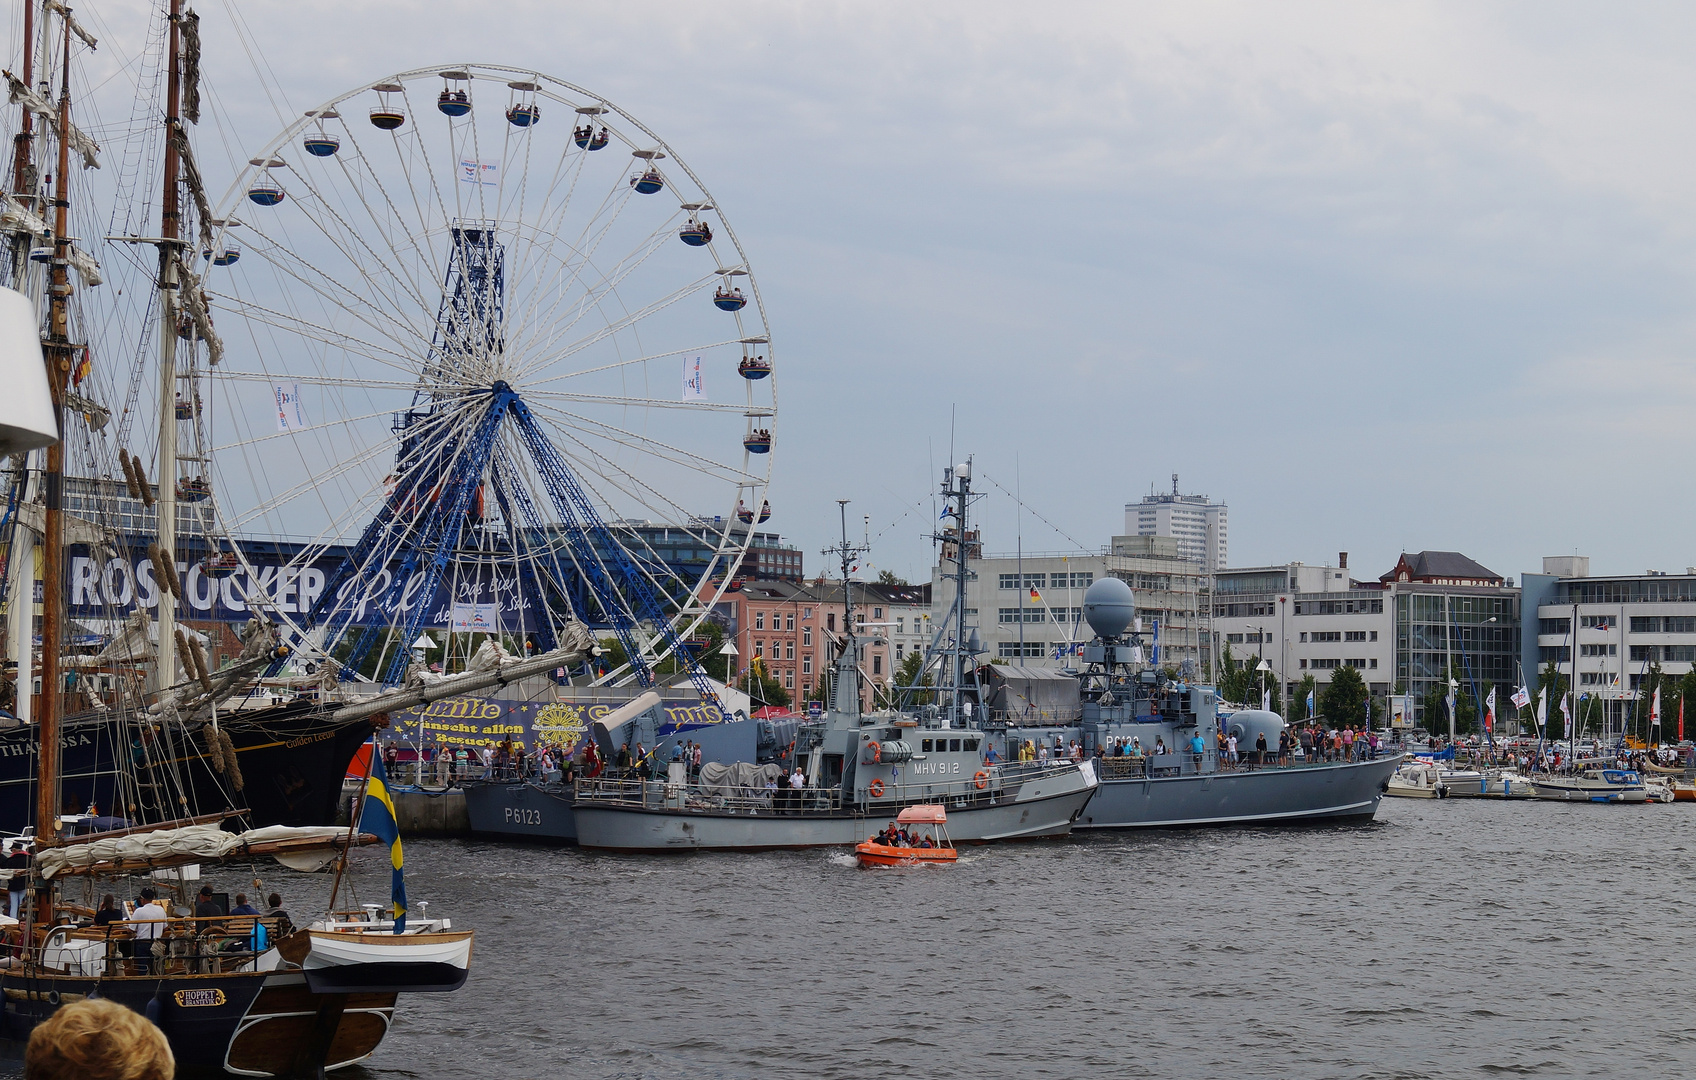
[871,742,883,764]
[144,993,162,1024]
[868,779,884,797]
[973,770,989,790]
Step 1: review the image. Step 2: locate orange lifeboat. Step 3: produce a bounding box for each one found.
[854,804,957,867]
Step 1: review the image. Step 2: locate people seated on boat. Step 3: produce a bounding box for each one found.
[1154,738,1167,757]
[22,997,175,1080]
[918,835,934,849]
[93,893,123,930]
[195,885,223,923]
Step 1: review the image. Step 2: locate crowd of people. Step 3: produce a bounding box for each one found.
[868,823,942,848]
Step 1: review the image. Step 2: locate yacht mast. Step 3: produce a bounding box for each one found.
[153,0,184,691]
[36,8,76,840]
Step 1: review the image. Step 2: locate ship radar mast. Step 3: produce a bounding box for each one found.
[821,499,868,718]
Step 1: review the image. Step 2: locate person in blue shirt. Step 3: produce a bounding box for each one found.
[1189,732,1206,768]
[229,892,261,917]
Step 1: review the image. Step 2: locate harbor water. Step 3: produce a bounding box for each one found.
[322,797,1696,1080]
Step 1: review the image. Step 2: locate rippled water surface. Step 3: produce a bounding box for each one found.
[332,798,1696,1080]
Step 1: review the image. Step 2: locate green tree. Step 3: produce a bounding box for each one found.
[893,649,934,706]
[737,657,791,708]
[876,569,909,586]
[1420,664,1477,734]
[1320,665,1369,727]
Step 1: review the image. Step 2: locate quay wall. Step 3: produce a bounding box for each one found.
[338,778,471,835]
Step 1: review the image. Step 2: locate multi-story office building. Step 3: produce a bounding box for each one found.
[1125,475,1227,573]
[1212,551,1520,726]
[930,535,1205,673]
[1523,556,1696,736]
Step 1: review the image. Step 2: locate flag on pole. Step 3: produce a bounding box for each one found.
[72,347,91,387]
[1536,687,1547,735]
[1559,693,1572,737]
[1511,685,1530,711]
[1029,587,1041,604]
[1261,689,1271,712]
[357,744,408,934]
[1652,686,1662,727]
[1681,695,1686,742]
[1484,686,1495,732]
[1306,689,1314,718]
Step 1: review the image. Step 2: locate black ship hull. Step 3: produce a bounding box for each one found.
[0,701,375,832]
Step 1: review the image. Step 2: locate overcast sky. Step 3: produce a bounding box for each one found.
[52,1,1696,585]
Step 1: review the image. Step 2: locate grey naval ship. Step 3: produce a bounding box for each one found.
[571,500,1099,851]
[917,460,1403,828]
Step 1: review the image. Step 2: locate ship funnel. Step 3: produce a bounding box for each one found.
[1083,577,1135,639]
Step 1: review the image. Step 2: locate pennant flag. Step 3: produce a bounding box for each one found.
[1560,693,1572,737]
[273,383,306,433]
[681,355,704,400]
[1652,686,1662,727]
[72,347,91,387]
[1511,685,1530,711]
[1681,695,1685,742]
[1592,619,1610,632]
[357,744,407,933]
[1484,686,1495,732]
[1306,689,1314,718]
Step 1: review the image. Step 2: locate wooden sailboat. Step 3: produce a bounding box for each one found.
[0,5,474,1073]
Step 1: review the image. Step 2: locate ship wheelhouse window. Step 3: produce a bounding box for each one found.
[965,739,979,751]
[950,739,961,752]
[922,739,932,752]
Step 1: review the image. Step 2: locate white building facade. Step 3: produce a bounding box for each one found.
[1125,475,1227,573]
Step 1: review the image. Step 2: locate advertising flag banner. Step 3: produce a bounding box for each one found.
[273,383,306,433]
[449,602,501,633]
[1652,686,1662,727]
[681,355,704,400]
[1511,685,1530,711]
[458,158,500,186]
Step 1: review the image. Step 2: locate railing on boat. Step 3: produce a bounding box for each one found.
[16,913,294,976]
[573,759,1090,813]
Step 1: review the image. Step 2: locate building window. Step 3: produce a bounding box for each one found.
[803,607,812,620]
[895,644,904,659]
[1299,633,1307,643]
[1310,631,1341,643]
[755,612,765,630]
[1300,659,1308,668]
[997,641,1046,658]
[803,627,812,646]
[1579,643,1617,657]
[1369,631,1378,642]
[874,607,883,619]
[896,617,904,634]
[785,613,794,631]
[784,671,794,689]
[1369,658,1378,668]
[754,641,763,658]
[827,614,835,631]
[1344,631,1366,642]
[785,642,794,660]
[872,655,882,675]
[803,655,813,675]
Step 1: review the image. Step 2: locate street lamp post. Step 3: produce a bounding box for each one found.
[1255,658,1272,712]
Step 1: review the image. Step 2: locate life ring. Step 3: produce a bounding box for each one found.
[974,770,990,790]
[868,779,884,797]
[870,742,882,764]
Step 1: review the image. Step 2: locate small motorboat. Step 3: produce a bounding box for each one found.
[1385,760,1447,799]
[855,804,957,867]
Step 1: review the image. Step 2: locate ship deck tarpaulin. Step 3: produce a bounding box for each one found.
[977,665,1080,723]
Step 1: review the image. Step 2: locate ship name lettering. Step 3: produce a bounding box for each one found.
[503,808,541,826]
[285,731,335,749]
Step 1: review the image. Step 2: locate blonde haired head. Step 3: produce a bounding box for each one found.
[25,998,173,1080]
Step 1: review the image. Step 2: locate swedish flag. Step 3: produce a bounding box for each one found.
[358,746,407,934]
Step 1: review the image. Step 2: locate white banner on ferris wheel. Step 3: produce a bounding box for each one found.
[449,602,502,633]
[458,158,500,186]
[681,355,704,400]
[273,383,306,433]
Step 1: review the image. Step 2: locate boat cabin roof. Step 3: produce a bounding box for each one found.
[897,804,946,825]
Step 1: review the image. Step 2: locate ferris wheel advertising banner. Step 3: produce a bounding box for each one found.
[64,546,549,632]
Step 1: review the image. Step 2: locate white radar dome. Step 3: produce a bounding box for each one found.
[1083,577,1135,639]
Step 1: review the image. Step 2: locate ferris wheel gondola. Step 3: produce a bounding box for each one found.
[201,63,776,694]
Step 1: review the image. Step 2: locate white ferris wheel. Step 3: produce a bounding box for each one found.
[192,63,775,687]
